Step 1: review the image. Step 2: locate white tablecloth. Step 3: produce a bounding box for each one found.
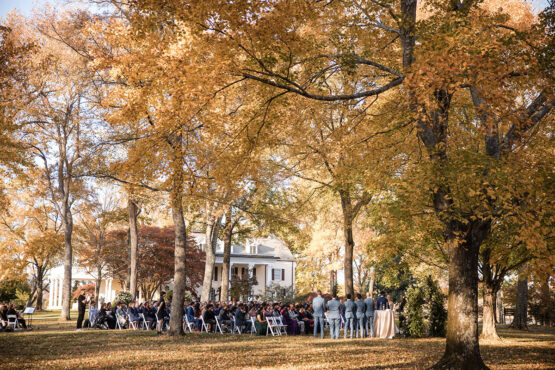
[373,309,398,339]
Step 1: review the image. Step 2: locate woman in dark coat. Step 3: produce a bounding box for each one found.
[281,306,299,335]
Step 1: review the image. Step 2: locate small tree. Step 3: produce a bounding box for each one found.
[426,276,447,337]
[405,284,426,338]
[263,282,295,302]
[229,270,257,300]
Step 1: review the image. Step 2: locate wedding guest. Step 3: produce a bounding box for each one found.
[156,291,167,334]
[254,307,268,335]
[376,291,388,310]
[386,294,394,310]
[343,294,355,339]
[282,305,299,335]
[327,293,341,339]
[7,304,26,329]
[312,290,326,339]
[76,289,87,330]
[355,294,366,338]
[89,300,99,325]
[364,292,375,337]
[203,304,217,332]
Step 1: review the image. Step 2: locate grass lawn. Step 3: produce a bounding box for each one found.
[1,321,553,369]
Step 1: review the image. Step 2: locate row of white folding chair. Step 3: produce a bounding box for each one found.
[266,316,287,336]
[231,316,241,334]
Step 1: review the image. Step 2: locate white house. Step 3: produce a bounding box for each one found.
[46,234,295,308]
[193,233,296,301]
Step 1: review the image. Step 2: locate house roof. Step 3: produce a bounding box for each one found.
[190,233,295,262]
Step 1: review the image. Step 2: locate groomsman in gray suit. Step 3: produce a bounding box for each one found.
[343,293,355,339]
[312,290,326,339]
[355,294,366,338]
[327,293,341,339]
[364,291,375,337]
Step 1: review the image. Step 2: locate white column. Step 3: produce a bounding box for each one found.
[48,279,53,308]
[267,264,273,286]
[107,279,113,302]
[57,279,62,308]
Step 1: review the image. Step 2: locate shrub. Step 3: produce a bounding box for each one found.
[405,284,426,338]
[425,276,447,337]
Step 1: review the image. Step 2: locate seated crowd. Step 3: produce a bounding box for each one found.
[85,290,405,338]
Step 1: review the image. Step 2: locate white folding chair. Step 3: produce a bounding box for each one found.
[267,317,280,336]
[250,317,257,335]
[276,316,288,336]
[231,316,242,334]
[115,313,124,330]
[183,316,195,333]
[200,316,210,333]
[129,317,139,330]
[214,316,224,334]
[7,315,19,330]
[138,313,149,330]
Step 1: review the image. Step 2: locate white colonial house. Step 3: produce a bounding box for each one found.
[46,234,295,308]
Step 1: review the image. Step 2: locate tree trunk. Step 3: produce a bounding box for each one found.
[200,210,221,302]
[168,190,187,336]
[481,284,501,340]
[95,265,102,301]
[220,206,233,302]
[434,224,488,369]
[339,190,355,297]
[128,198,139,300]
[36,265,44,310]
[496,290,503,324]
[329,270,336,294]
[510,271,528,330]
[60,199,73,321]
[369,267,375,297]
[540,276,552,326]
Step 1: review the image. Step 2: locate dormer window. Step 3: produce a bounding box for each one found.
[250,244,257,254]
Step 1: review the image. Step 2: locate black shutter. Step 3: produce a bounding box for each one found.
[281,269,285,281]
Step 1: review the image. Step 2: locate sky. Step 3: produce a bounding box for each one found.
[0,0,551,18]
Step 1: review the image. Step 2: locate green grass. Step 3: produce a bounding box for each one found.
[1,324,553,369]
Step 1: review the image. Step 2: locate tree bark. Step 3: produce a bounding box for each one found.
[434,225,488,369]
[60,197,73,321]
[168,191,187,336]
[36,265,44,311]
[200,209,222,302]
[220,206,233,302]
[540,276,552,326]
[339,190,355,297]
[510,271,528,330]
[95,267,102,302]
[481,284,501,340]
[128,198,139,300]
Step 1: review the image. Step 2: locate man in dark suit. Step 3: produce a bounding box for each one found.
[376,291,388,310]
[76,289,87,331]
[234,303,247,332]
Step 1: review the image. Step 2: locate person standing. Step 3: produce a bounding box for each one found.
[376,291,388,310]
[364,292,375,337]
[156,291,167,334]
[355,294,366,338]
[312,290,326,339]
[76,289,87,331]
[343,294,355,339]
[327,293,341,339]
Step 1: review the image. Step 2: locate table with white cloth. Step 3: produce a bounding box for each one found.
[372,309,398,339]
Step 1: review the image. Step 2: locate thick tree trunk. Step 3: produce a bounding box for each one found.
[128,198,139,300]
[200,211,221,302]
[168,191,187,336]
[36,266,44,311]
[339,190,355,297]
[496,290,503,324]
[220,206,233,302]
[540,276,552,326]
[329,270,336,294]
[60,200,73,321]
[434,225,488,369]
[510,271,528,330]
[481,284,501,340]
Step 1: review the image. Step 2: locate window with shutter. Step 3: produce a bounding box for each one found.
[213,266,218,281]
[281,269,285,281]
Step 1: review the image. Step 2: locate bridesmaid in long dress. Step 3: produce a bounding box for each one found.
[255,308,268,335]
